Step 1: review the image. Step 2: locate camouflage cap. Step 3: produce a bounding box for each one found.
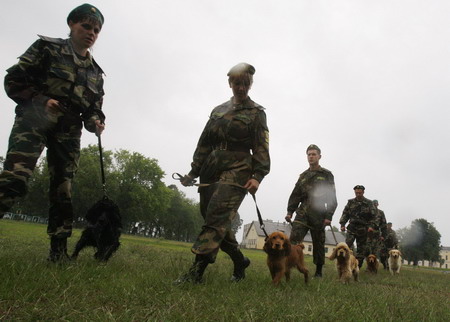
[306,144,321,154]
[387,222,392,225]
[353,185,365,190]
[373,199,379,205]
[227,63,255,77]
[67,3,104,26]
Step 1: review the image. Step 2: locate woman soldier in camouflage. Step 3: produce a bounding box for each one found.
[176,63,270,284]
[0,4,106,262]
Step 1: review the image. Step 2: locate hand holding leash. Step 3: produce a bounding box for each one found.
[172,172,197,186]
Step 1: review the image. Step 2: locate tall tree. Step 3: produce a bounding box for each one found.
[400,218,441,266]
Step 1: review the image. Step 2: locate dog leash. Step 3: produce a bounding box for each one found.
[172,172,269,239]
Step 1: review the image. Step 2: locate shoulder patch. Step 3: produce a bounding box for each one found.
[37,35,66,45]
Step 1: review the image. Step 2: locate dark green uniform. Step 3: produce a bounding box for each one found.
[1,36,104,239]
[188,97,270,262]
[367,207,387,258]
[287,167,337,266]
[339,197,376,265]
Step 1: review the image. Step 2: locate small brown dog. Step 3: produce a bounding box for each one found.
[366,254,379,274]
[388,249,402,275]
[329,242,359,284]
[263,231,309,286]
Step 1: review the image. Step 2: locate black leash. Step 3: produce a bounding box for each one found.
[173,172,269,239]
[98,134,107,198]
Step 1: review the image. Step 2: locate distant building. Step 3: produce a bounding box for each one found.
[416,246,450,269]
[241,220,345,257]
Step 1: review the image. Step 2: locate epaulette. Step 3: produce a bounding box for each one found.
[253,102,265,110]
[37,35,66,45]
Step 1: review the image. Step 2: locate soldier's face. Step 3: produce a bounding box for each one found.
[354,189,364,199]
[307,149,321,167]
[229,76,252,102]
[69,19,101,50]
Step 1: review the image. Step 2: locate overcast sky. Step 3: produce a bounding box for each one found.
[1,1,449,245]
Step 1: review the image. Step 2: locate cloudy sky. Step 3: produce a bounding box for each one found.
[1,1,449,245]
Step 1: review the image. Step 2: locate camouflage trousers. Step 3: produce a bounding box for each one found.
[366,231,383,258]
[290,215,326,266]
[0,108,82,238]
[345,227,370,265]
[191,182,247,263]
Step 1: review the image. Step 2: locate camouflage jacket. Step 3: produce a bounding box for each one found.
[287,167,337,221]
[385,228,398,249]
[188,97,270,185]
[4,35,105,132]
[374,208,387,238]
[339,196,377,229]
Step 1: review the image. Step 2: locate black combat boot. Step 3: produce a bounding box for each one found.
[314,264,323,278]
[47,236,70,263]
[230,255,251,282]
[174,255,209,285]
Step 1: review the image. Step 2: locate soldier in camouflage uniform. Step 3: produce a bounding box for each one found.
[285,144,337,277]
[176,63,270,284]
[367,199,387,263]
[381,222,399,269]
[339,185,377,268]
[0,4,105,262]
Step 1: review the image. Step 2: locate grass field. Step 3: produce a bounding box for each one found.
[0,220,449,321]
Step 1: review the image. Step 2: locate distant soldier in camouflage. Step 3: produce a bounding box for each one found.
[176,63,270,284]
[0,4,106,261]
[339,185,377,268]
[368,200,387,262]
[381,222,399,269]
[285,144,337,278]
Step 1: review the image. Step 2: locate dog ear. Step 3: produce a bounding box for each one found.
[284,238,292,256]
[263,238,271,254]
[329,246,337,260]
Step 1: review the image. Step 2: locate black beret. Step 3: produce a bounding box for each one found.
[67,3,104,26]
[306,144,321,154]
[227,63,255,77]
[353,185,365,190]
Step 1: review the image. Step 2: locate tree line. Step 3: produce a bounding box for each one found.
[0,146,230,242]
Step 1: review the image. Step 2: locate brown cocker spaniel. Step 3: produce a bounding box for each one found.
[329,242,359,284]
[263,231,309,286]
[366,254,379,274]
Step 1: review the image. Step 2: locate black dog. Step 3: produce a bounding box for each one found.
[71,197,122,262]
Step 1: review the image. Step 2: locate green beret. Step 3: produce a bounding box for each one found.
[306,144,321,154]
[387,222,392,225]
[353,185,365,190]
[67,3,104,26]
[227,63,255,77]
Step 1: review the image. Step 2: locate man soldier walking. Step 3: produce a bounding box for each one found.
[285,144,337,277]
[368,200,387,264]
[339,185,377,268]
[381,222,399,269]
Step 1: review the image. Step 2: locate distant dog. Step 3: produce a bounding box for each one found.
[366,254,379,274]
[329,242,359,284]
[71,197,122,262]
[388,249,402,275]
[263,231,309,286]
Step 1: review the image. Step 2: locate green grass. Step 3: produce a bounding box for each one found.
[0,220,449,321]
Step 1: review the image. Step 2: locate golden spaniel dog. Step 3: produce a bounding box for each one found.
[366,254,379,274]
[329,242,359,284]
[263,231,309,286]
[388,249,402,275]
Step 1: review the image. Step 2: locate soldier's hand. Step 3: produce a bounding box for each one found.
[341,226,346,232]
[368,227,374,233]
[380,236,385,241]
[323,219,331,227]
[180,174,195,187]
[285,213,292,223]
[244,178,259,195]
[95,119,105,136]
[45,99,60,114]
